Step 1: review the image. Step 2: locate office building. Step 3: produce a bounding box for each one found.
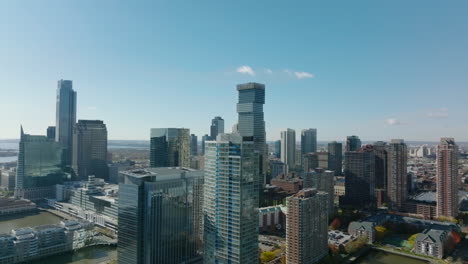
[386,139,407,209]
[46,126,56,140]
[72,120,108,181]
[328,141,342,176]
[15,127,66,200]
[150,128,190,168]
[301,128,317,154]
[303,153,318,173]
[436,138,459,218]
[55,79,76,167]
[303,168,334,214]
[190,134,198,156]
[346,135,361,152]
[343,146,375,206]
[236,82,266,183]
[201,134,210,156]
[373,141,388,190]
[210,116,224,139]
[280,129,296,172]
[274,140,281,158]
[204,133,260,264]
[286,189,328,264]
[118,168,204,264]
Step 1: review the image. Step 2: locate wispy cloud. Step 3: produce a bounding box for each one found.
[283,69,315,79]
[427,108,448,119]
[294,71,314,79]
[264,68,273,74]
[385,118,402,126]
[236,65,255,76]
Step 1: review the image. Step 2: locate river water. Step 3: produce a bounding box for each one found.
[0,211,117,264]
[355,249,428,264]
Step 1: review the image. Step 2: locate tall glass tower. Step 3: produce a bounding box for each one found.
[301,128,317,154]
[203,133,260,264]
[150,128,190,168]
[210,116,225,139]
[55,79,76,167]
[236,83,266,184]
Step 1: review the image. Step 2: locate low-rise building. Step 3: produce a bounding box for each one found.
[414,228,450,259]
[258,205,286,232]
[0,198,36,216]
[348,221,376,243]
[271,174,302,194]
[328,230,356,251]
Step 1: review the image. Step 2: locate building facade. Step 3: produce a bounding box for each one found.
[343,146,375,207]
[72,120,108,181]
[118,168,204,264]
[436,138,459,218]
[46,126,56,140]
[203,133,260,264]
[150,128,190,168]
[346,135,361,152]
[286,189,328,264]
[303,168,334,214]
[210,116,225,139]
[190,134,198,156]
[55,79,76,167]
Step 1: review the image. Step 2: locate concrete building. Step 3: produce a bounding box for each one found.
[286,189,328,264]
[303,168,334,214]
[301,128,317,154]
[343,146,375,207]
[1,169,15,191]
[328,141,342,176]
[303,152,319,173]
[55,79,76,168]
[15,127,66,200]
[281,129,296,172]
[271,174,302,194]
[210,116,224,139]
[72,120,108,181]
[414,228,451,259]
[258,205,286,232]
[0,198,36,216]
[348,221,376,243]
[436,138,459,218]
[204,133,260,264]
[346,135,361,152]
[150,128,190,168]
[269,159,286,182]
[386,139,407,209]
[118,167,204,264]
[373,141,388,191]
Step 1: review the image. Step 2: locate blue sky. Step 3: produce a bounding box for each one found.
[1,0,467,141]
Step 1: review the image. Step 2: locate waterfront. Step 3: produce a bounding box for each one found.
[29,246,117,264]
[0,211,63,233]
[354,249,429,264]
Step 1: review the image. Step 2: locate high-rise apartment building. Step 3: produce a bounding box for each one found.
[190,134,198,156]
[301,128,317,154]
[72,120,108,181]
[303,153,319,173]
[46,126,56,140]
[118,168,204,264]
[236,82,266,184]
[286,188,328,264]
[373,141,388,190]
[328,141,342,176]
[150,128,190,168]
[15,127,66,200]
[386,139,407,209]
[343,146,375,206]
[201,134,209,156]
[55,79,76,167]
[281,129,296,172]
[436,138,459,218]
[346,135,361,152]
[303,168,334,214]
[203,133,260,264]
[210,116,225,139]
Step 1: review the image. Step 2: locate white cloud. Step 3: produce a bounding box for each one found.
[236,65,255,76]
[385,118,401,126]
[427,108,448,119]
[264,68,273,74]
[283,69,315,79]
[293,71,314,79]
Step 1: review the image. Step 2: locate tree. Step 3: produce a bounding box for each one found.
[329,218,341,230]
[260,251,276,263]
[374,226,387,241]
[345,236,367,254]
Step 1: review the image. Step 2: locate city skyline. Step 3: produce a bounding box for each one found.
[1,1,468,141]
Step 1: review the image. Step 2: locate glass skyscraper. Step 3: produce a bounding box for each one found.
[327,141,342,176]
[301,128,317,154]
[150,128,190,168]
[203,133,260,264]
[55,79,76,168]
[15,127,66,199]
[117,167,204,264]
[210,116,225,139]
